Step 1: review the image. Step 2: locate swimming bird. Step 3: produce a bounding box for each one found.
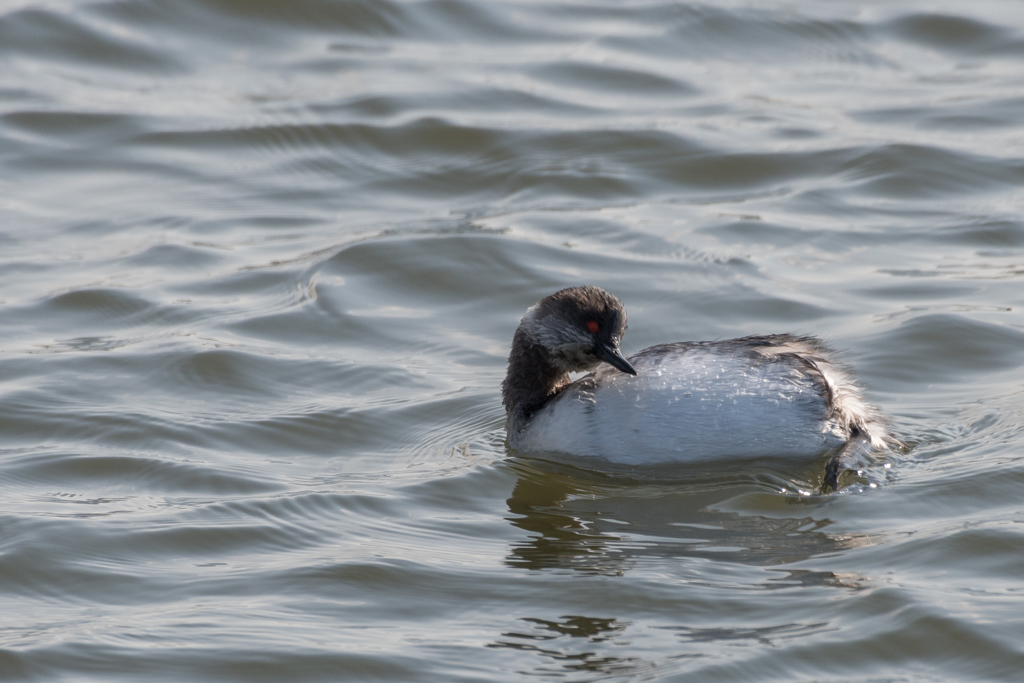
[501,286,895,490]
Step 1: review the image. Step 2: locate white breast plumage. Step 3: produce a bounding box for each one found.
[512,345,847,464]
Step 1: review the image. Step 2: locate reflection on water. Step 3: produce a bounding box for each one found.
[498,459,882,679]
[660,620,835,646]
[764,569,870,591]
[489,616,645,680]
[504,457,874,575]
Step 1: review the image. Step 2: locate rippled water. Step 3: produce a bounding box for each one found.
[2,0,1024,680]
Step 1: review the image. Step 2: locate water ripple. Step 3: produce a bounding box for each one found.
[2,0,1024,680]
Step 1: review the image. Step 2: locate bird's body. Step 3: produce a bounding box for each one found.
[502,286,894,486]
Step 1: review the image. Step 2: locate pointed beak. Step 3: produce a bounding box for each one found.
[594,341,637,376]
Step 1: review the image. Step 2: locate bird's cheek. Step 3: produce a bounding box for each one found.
[559,345,595,370]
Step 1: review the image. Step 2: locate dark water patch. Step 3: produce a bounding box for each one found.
[853,97,1024,131]
[907,525,1024,579]
[933,219,1024,247]
[859,313,1024,389]
[663,620,835,646]
[133,121,680,205]
[200,491,400,528]
[123,243,227,270]
[1,111,145,146]
[315,232,534,304]
[686,285,834,325]
[43,288,154,320]
[133,122,387,156]
[0,87,37,102]
[887,13,1024,57]
[309,230,746,340]
[161,351,441,411]
[1,452,281,495]
[0,7,184,73]
[0,401,213,452]
[773,126,821,140]
[413,0,560,43]
[127,121,1003,212]
[855,281,981,301]
[195,0,417,37]
[839,144,1024,199]
[91,0,305,51]
[30,336,135,354]
[701,594,1024,682]
[650,147,850,194]
[398,464,518,519]
[61,213,195,237]
[0,359,474,458]
[878,265,1024,281]
[19,643,428,683]
[310,94,408,119]
[133,119,524,196]
[297,558,518,605]
[170,349,322,396]
[105,517,326,559]
[0,537,154,602]
[599,6,883,66]
[207,651,430,683]
[171,266,310,302]
[0,651,31,680]
[380,389,505,459]
[3,289,205,341]
[529,62,697,97]
[707,220,820,249]
[227,306,389,352]
[897,449,1024,516]
[196,403,417,457]
[309,87,603,122]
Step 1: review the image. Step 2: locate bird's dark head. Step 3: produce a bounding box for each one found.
[518,285,636,376]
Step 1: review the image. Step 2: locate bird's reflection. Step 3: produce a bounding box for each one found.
[496,455,875,679]
[504,453,873,575]
[488,614,650,679]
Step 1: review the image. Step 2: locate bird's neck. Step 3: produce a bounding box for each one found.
[502,327,570,429]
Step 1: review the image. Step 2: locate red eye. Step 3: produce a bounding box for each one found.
[587,320,600,334]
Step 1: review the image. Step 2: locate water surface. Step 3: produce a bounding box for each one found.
[2,0,1024,680]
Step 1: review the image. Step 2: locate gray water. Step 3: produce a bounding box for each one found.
[2,0,1024,681]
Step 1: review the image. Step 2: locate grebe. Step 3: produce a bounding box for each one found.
[502,286,894,489]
